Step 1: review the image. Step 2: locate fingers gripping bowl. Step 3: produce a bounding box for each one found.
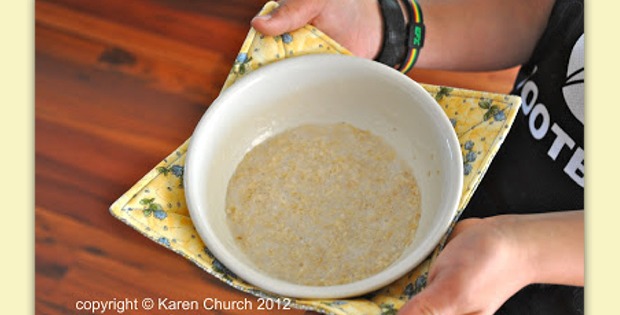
[184,55,463,299]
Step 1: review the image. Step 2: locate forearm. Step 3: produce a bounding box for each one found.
[492,210,584,287]
[415,0,556,71]
[252,0,556,71]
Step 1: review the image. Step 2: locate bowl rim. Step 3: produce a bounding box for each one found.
[184,54,463,299]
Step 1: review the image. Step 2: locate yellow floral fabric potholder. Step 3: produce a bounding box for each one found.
[110,2,521,314]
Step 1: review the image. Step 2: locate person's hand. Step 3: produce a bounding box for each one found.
[399,211,584,315]
[251,0,557,70]
[399,218,532,315]
[250,0,383,59]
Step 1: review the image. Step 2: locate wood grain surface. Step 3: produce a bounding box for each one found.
[35,1,518,314]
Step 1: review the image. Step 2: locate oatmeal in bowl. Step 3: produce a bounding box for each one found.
[184,54,462,299]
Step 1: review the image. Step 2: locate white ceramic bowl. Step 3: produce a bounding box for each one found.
[185,54,463,299]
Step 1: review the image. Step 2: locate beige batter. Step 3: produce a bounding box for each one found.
[225,123,421,286]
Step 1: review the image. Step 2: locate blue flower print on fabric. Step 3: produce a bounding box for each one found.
[282,33,293,44]
[236,52,248,63]
[158,237,171,247]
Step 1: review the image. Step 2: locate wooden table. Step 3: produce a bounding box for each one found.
[35,1,517,314]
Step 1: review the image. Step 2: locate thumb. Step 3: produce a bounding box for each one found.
[398,278,459,315]
[251,0,325,36]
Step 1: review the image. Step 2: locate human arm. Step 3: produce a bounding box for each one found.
[251,0,556,71]
[398,210,584,315]
[252,0,383,60]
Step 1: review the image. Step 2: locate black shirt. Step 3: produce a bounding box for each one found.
[461,0,584,313]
